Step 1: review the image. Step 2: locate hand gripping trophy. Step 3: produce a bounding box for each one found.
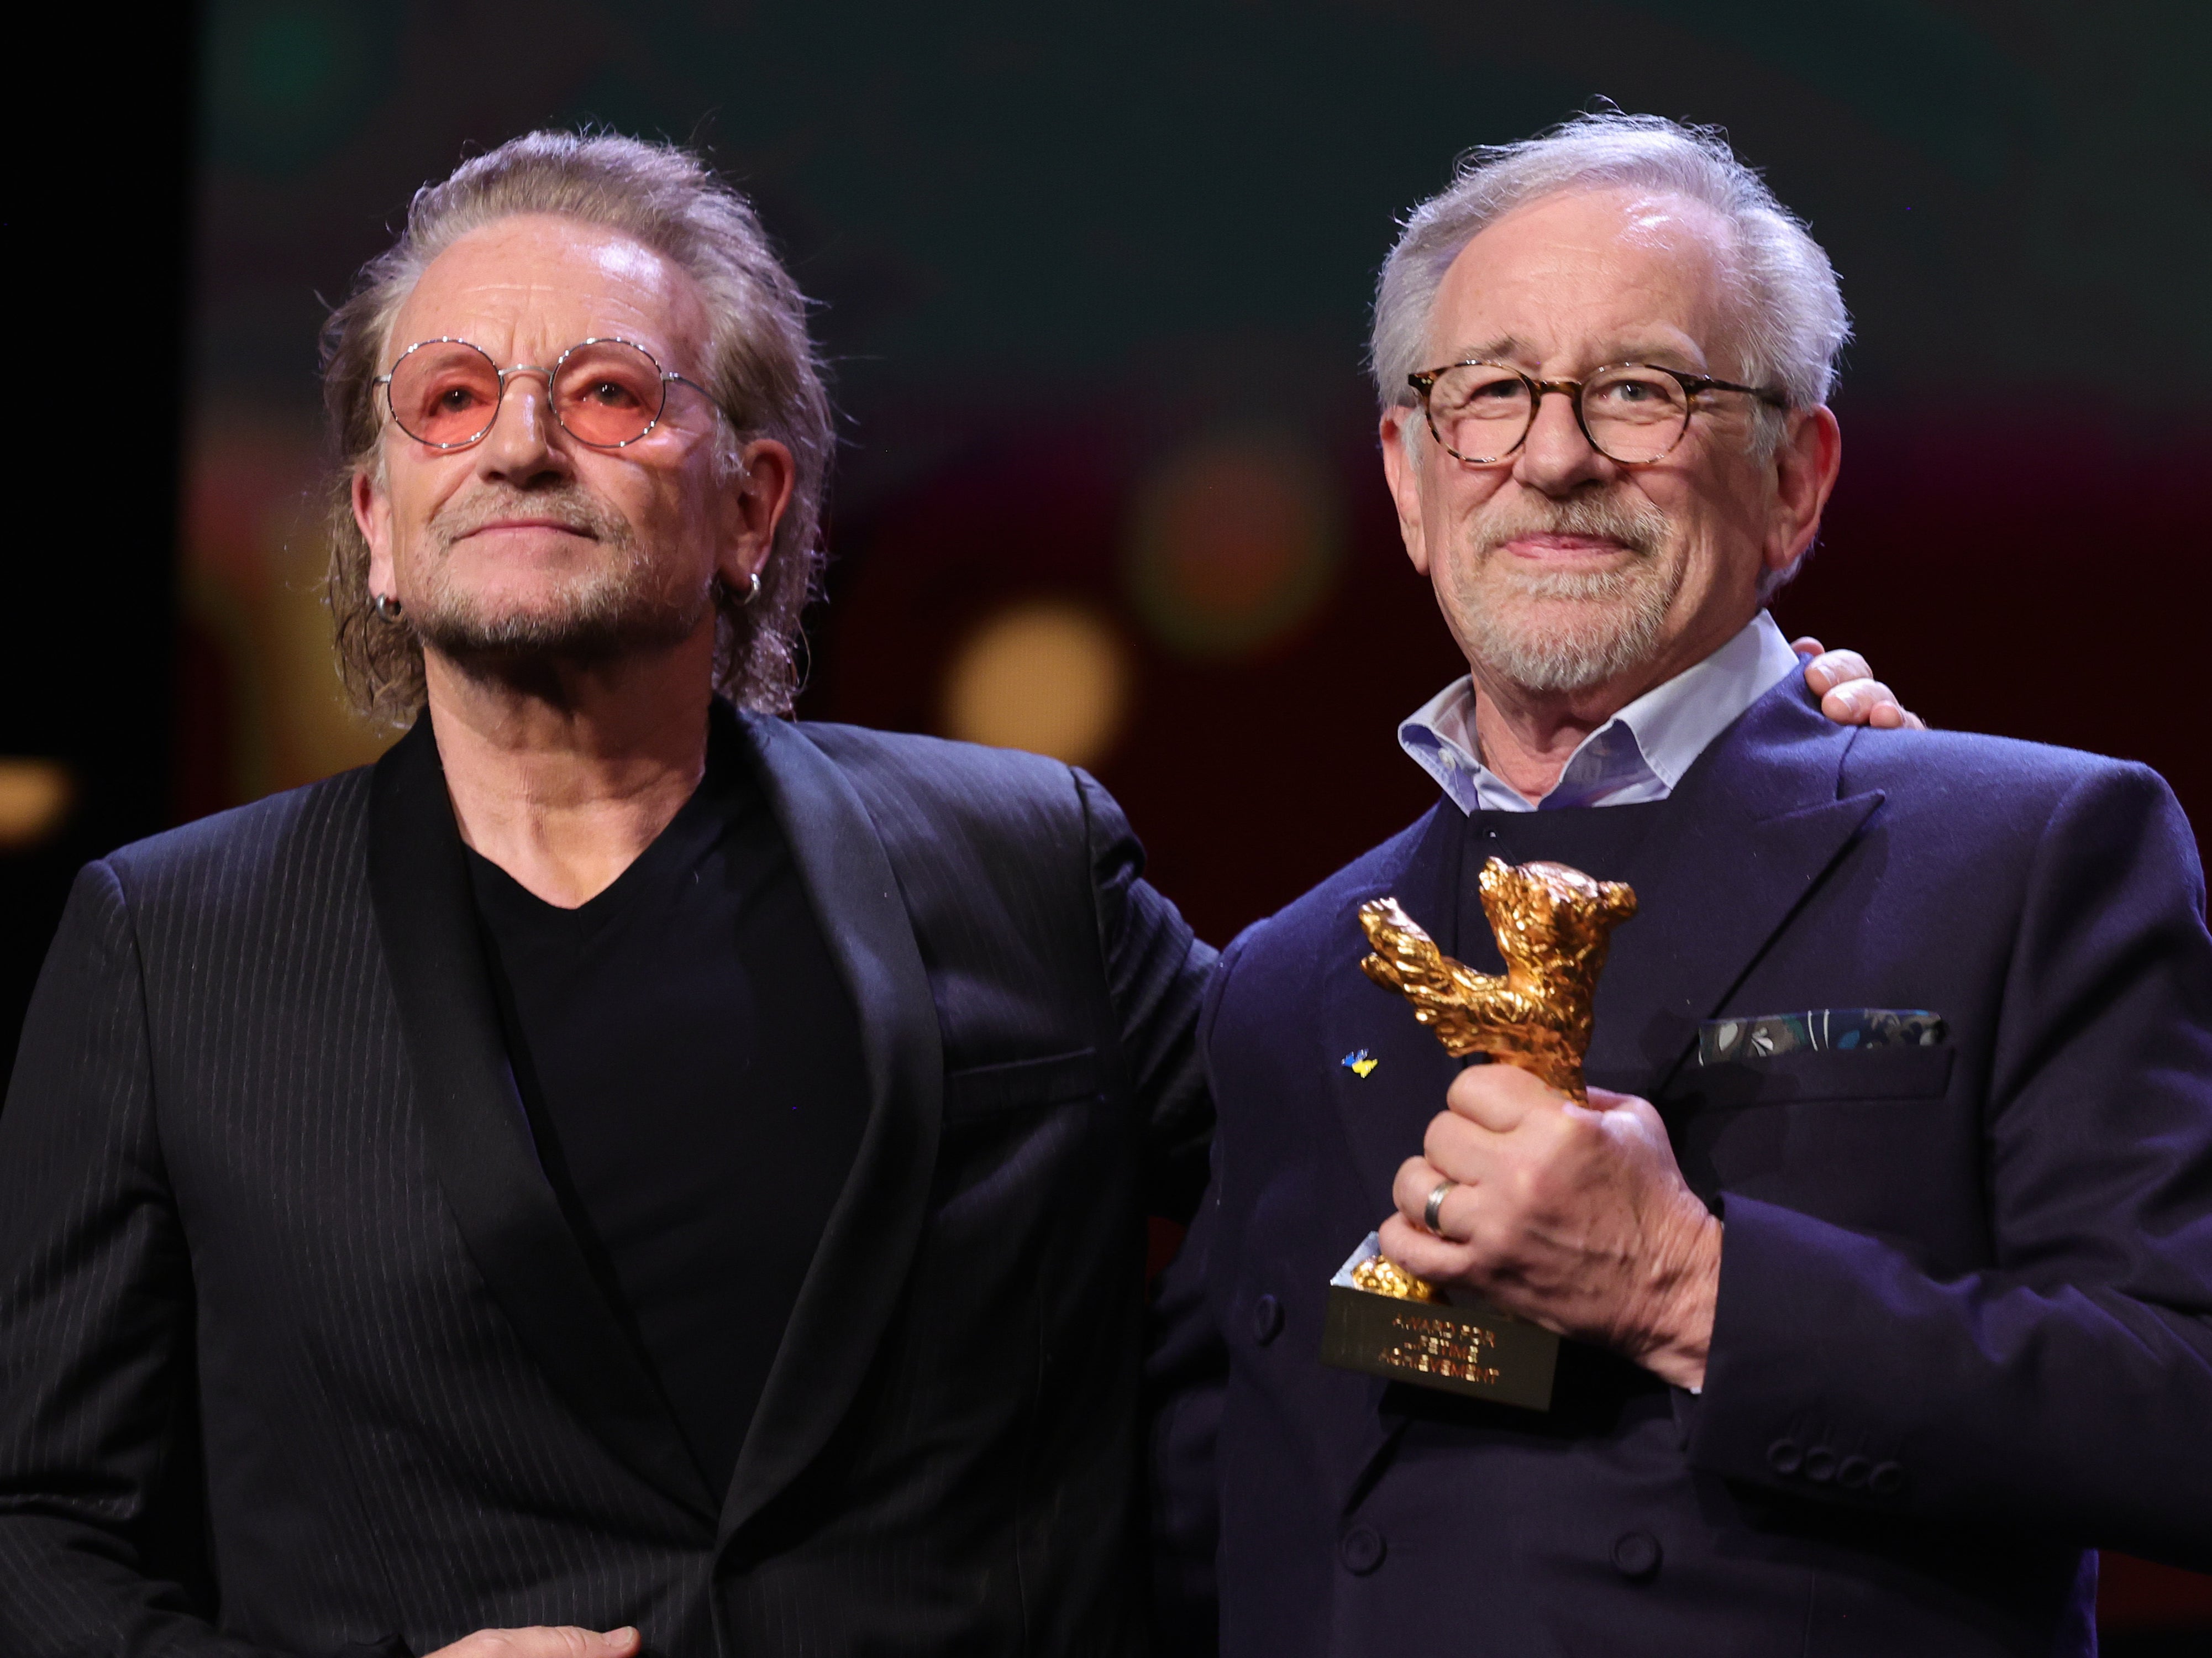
[1321,859,1637,1408]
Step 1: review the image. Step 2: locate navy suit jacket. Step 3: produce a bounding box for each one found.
[1150,678,2212,1657]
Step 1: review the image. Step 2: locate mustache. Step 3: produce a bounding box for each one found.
[428,485,632,548]
[1472,491,1670,561]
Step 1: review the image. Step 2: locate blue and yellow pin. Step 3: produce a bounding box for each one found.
[1341,1049,1379,1079]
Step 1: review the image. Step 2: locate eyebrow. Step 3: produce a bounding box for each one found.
[1441,336,1525,367]
[1435,337,1709,374]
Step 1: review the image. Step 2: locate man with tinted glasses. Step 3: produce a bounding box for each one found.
[1150,113,2212,1657]
[0,129,1912,1657]
[0,130,1212,1658]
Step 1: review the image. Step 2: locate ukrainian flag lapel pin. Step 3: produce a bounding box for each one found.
[1341,1049,1379,1079]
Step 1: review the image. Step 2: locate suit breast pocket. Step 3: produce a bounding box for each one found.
[1686,1043,1956,1109]
[1675,1045,1970,1242]
[942,1047,1104,1123]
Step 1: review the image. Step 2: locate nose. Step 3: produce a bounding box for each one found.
[1510,386,1614,497]
[474,365,570,484]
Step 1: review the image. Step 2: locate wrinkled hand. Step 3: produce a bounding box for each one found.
[1380,1063,1721,1391]
[1794,637,1926,730]
[426,1628,642,1658]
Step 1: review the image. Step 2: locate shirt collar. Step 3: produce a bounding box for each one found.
[1397,610,1804,814]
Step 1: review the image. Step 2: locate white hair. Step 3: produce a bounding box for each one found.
[1371,112,1850,433]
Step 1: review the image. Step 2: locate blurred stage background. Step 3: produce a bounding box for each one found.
[5,1,2208,1643]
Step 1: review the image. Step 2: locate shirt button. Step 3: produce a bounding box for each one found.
[1251,1293,1284,1346]
[1869,1461,1906,1497]
[1837,1455,1872,1491]
[1610,1530,1662,1580]
[1803,1446,1838,1484]
[1339,1526,1386,1576]
[1765,1438,1804,1476]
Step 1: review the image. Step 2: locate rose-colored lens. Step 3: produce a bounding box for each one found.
[553,340,667,447]
[388,341,503,447]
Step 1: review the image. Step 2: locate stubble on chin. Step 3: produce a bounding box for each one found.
[1443,491,1685,695]
[404,485,711,669]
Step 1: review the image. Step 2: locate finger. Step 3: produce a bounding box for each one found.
[1820,676,1896,726]
[1586,1087,1665,1131]
[1789,634,1825,658]
[1394,1145,1496,1229]
[1378,1210,1470,1282]
[1392,1155,1443,1227]
[1869,700,1927,731]
[444,1629,642,1658]
[1445,1060,1559,1132]
[1584,1085,1646,1113]
[1802,648,1871,695]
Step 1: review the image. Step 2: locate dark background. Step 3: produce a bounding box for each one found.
[7,0,2208,1642]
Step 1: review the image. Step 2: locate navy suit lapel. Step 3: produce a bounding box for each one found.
[1585,678,1884,1095]
[367,716,719,1523]
[718,713,945,1540]
[1315,804,1465,1498]
[1323,803,1469,1219]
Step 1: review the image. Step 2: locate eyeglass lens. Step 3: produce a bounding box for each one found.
[386,339,670,449]
[1427,363,1693,464]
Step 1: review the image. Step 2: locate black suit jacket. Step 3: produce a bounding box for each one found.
[1150,679,2212,1657]
[0,710,1214,1658]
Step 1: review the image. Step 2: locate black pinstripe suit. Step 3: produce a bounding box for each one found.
[0,709,1214,1658]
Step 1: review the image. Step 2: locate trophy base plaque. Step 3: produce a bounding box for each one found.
[1320,1235,1559,1411]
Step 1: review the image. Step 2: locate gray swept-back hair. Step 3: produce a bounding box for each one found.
[1372,113,1850,444]
[321,130,833,725]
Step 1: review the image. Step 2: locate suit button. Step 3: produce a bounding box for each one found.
[1339,1526,1386,1575]
[1610,1530,1662,1580]
[1837,1455,1871,1490]
[1765,1437,1804,1476]
[1869,1461,1905,1497]
[1251,1294,1284,1345]
[1803,1446,1838,1484]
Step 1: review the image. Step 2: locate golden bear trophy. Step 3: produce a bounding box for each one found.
[1320,858,1637,1409]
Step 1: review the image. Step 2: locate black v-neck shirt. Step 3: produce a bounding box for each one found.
[465,705,868,1501]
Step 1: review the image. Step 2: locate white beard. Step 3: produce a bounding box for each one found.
[1441,491,1683,695]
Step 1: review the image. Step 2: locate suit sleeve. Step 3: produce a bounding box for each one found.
[1689,762,2212,1569]
[1075,769,1218,1224]
[1142,930,1253,1658]
[0,863,285,1657]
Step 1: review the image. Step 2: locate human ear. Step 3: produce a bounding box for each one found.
[1764,404,1842,580]
[715,438,796,591]
[1379,406,1431,576]
[353,465,397,599]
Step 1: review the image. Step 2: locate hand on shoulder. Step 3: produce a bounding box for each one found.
[1794,637,1927,730]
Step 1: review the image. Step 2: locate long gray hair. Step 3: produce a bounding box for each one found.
[321,130,833,724]
[1372,112,1850,444]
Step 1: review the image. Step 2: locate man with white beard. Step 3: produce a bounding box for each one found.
[1149,113,2212,1657]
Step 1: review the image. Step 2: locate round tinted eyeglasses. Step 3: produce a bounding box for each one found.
[1407,360,1789,466]
[373,337,712,450]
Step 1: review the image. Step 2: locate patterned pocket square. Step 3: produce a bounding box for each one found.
[1699,1008,1947,1066]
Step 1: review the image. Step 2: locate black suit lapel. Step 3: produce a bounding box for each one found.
[367,716,718,1523]
[1585,678,1884,1095]
[718,713,945,1540]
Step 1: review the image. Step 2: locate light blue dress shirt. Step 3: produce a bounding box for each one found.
[1397,610,1806,814]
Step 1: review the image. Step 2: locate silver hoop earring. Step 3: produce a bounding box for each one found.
[740,571,763,607]
[371,594,404,623]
